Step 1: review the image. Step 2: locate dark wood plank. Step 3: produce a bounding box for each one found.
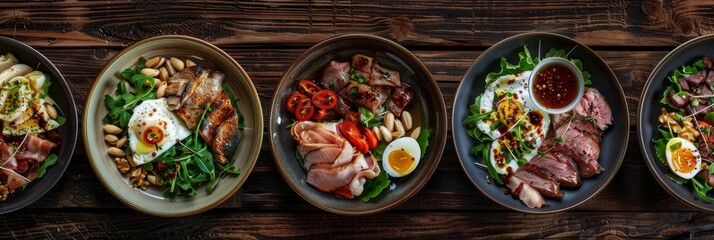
[2,211,713,238]
[0,0,710,48]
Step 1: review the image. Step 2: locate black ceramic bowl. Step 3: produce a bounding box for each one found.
[0,36,78,214]
[269,34,447,215]
[452,32,629,213]
[638,34,714,211]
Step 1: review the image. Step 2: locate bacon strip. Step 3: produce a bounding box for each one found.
[14,134,57,162]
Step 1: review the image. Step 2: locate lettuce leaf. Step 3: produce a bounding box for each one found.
[360,169,391,202]
[37,153,57,178]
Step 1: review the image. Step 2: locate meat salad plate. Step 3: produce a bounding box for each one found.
[0,36,78,214]
[452,32,629,213]
[269,34,447,215]
[83,35,263,217]
[638,34,714,211]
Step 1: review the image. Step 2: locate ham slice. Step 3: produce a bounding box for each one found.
[1,167,30,192]
[0,137,17,170]
[14,134,57,162]
[306,153,378,192]
[321,61,351,91]
[505,173,545,208]
[347,155,381,196]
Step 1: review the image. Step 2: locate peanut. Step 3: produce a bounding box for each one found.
[385,112,395,131]
[185,59,196,67]
[140,68,159,77]
[379,126,393,142]
[145,56,165,68]
[103,124,122,135]
[410,126,421,139]
[104,134,119,145]
[116,136,127,148]
[402,111,413,130]
[159,67,169,82]
[170,57,185,71]
[107,147,126,157]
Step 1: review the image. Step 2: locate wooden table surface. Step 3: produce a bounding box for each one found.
[2,1,714,239]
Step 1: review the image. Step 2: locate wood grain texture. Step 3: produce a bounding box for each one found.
[2,211,714,239]
[0,0,711,48]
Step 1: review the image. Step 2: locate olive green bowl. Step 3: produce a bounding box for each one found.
[83,35,263,217]
[269,34,447,215]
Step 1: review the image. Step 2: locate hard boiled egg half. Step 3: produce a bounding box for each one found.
[382,137,421,177]
[665,137,702,179]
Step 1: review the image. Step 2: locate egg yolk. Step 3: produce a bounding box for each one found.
[388,149,415,175]
[496,97,524,127]
[672,148,697,173]
[142,126,165,145]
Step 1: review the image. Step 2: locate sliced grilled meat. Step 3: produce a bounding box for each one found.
[540,138,601,178]
[175,67,224,129]
[321,61,351,91]
[368,63,401,87]
[529,152,580,187]
[388,84,414,117]
[338,81,382,113]
[211,112,241,164]
[505,174,545,208]
[351,54,373,78]
[513,163,563,199]
[199,92,234,142]
[572,88,613,131]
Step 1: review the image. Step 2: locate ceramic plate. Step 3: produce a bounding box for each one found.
[452,32,629,213]
[0,36,78,214]
[83,35,262,217]
[638,34,714,211]
[269,34,447,215]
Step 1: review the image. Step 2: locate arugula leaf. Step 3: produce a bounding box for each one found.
[37,154,57,178]
[483,145,503,185]
[360,168,391,202]
[692,177,714,202]
[652,137,668,165]
[416,128,431,158]
[665,173,688,184]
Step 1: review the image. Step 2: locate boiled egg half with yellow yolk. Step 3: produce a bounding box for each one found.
[127,98,192,166]
[382,137,421,177]
[665,137,702,179]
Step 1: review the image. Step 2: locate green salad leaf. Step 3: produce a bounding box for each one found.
[665,173,688,185]
[416,128,431,158]
[37,153,57,178]
[360,169,391,202]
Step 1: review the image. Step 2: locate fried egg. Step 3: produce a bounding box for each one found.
[477,72,550,174]
[127,98,192,166]
[666,137,702,179]
[382,137,421,177]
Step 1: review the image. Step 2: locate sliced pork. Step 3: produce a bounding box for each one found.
[338,81,383,113]
[306,153,379,192]
[351,54,373,78]
[571,87,612,131]
[173,66,224,129]
[388,84,415,117]
[321,61,351,91]
[513,163,563,199]
[199,93,233,142]
[505,174,545,208]
[368,63,401,87]
[529,152,580,188]
[211,113,241,164]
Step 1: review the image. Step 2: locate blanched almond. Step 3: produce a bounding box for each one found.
[127,155,137,168]
[185,59,196,67]
[166,59,176,75]
[372,127,381,141]
[140,68,159,77]
[170,57,185,71]
[395,119,405,134]
[402,111,412,130]
[146,174,158,185]
[46,104,58,119]
[410,127,421,139]
[159,67,169,82]
[103,124,122,135]
[156,82,167,98]
[391,131,405,139]
[385,112,395,131]
[104,134,119,145]
[379,126,392,142]
[107,147,126,157]
[145,56,165,68]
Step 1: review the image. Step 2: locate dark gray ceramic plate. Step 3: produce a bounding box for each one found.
[638,34,714,211]
[269,34,447,215]
[452,32,629,213]
[0,36,78,214]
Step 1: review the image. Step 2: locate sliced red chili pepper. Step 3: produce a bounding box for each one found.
[297,80,321,97]
[364,127,378,150]
[285,93,307,114]
[698,121,714,144]
[312,89,338,109]
[338,121,369,153]
[295,97,314,121]
[333,187,354,199]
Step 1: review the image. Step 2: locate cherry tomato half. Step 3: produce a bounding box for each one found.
[285,93,307,114]
[333,187,353,199]
[312,108,328,121]
[295,98,314,121]
[297,80,321,97]
[338,121,369,153]
[364,128,378,150]
[312,89,338,109]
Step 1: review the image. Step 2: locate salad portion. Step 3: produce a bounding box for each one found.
[0,52,65,201]
[102,56,243,201]
[286,53,431,202]
[653,56,714,202]
[463,46,614,208]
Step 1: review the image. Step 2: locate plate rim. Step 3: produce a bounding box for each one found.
[82,34,263,217]
[637,33,714,212]
[268,33,447,216]
[0,36,78,214]
[451,32,630,213]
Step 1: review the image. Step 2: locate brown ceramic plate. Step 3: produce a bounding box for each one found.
[0,36,78,214]
[83,35,263,217]
[269,34,447,215]
[452,32,629,213]
[638,34,714,211]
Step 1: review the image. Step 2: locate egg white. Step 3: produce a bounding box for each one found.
[477,72,550,174]
[382,137,421,177]
[665,137,702,179]
[128,98,192,166]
